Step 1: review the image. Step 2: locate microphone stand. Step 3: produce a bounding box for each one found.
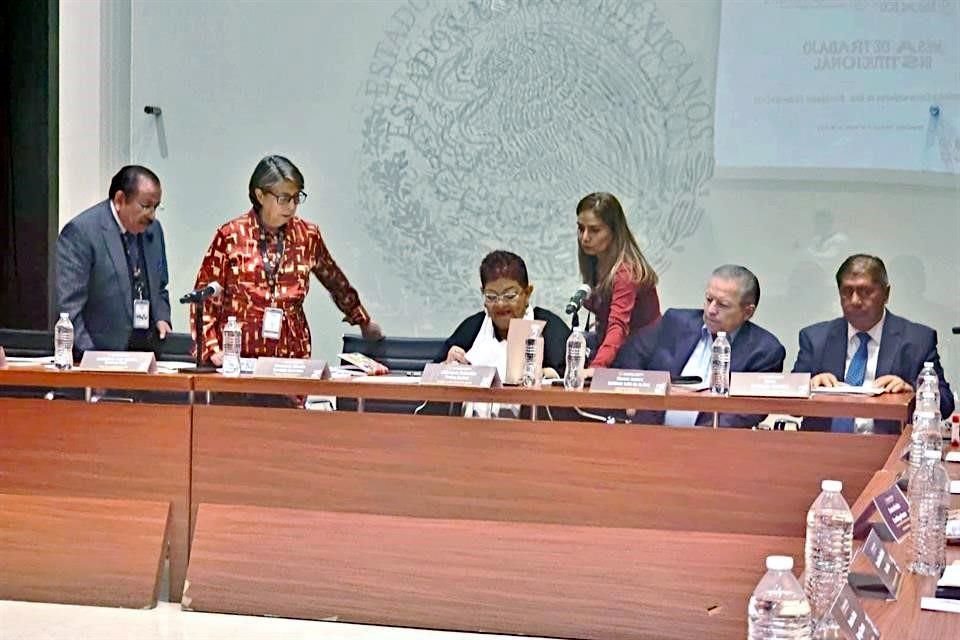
[191,300,218,374]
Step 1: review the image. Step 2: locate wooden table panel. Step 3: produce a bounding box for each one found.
[0,398,192,600]
[192,406,895,538]
[185,503,806,640]
[0,494,170,608]
[194,375,911,421]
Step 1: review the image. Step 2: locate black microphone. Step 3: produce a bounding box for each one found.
[179,281,221,304]
[565,284,592,315]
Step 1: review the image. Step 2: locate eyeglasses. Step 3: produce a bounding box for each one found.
[265,190,307,206]
[482,290,521,304]
[138,202,164,213]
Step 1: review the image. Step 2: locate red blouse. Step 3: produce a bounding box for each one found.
[191,209,370,362]
[584,264,661,368]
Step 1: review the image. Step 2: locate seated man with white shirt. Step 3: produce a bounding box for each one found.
[617,264,786,427]
[792,253,954,434]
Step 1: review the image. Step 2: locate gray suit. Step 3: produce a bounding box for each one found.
[56,200,171,352]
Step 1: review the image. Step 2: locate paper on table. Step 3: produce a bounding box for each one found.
[354,374,421,385]
[5,356,55,365]
[946,451,960,463]
[950,480,960,495]
[812,384,885,396]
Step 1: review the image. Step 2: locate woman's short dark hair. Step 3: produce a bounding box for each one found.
[479,250,528,288]
[248,155,305,211]
[108,165,160,200]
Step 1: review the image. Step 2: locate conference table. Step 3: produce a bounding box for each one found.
[1,365,955,639]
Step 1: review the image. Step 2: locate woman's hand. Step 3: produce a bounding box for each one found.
[210,352,224,367]
[445,346,470,364]
[542,367,560,380]
[361,320,384,341]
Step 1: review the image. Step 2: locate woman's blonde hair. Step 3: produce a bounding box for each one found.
[576,192,658,294]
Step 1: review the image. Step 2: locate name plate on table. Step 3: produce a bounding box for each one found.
[253,358,329,380]
[589,369,669,395]
[79,351,156,373]
[729,372,810,398]
[854,483,910,543]
[849,528,902,600]
[825,583,880,640]
[0,346,5,369]
[421,363,501,388]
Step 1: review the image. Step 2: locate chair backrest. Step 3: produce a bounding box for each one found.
[0,329,54,357]
[341,334,446,373]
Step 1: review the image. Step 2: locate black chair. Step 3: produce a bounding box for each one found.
[340,334,445,372]
[338,334,446,413]
[0,329,54,358]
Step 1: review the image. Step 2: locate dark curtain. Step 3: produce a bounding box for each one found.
[0,0,56,330]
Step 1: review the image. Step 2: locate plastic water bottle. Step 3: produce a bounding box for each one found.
[710,331,731,395]
[915,361,937,397]
[564,327,586,391]
[909,448,949,576]
[221,316,242,377]
[803,479,853,636]
[520,326,541,388]
[747,555,812,640]
[908,410,943,482]
[53,312,74,370]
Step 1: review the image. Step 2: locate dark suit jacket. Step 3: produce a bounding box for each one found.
[617,308,787,427]
[56,200,171,352]
[792,311,954,433]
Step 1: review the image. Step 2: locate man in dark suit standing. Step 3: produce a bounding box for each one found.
[793,254,954,434]
[618,264,786,427]
[56,165,171,355]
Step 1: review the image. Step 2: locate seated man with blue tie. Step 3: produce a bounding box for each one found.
[618,264,786,427]
[792,254,954,434]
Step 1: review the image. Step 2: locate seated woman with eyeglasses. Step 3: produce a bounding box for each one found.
[439,250,570,394]
[192,154,383,368]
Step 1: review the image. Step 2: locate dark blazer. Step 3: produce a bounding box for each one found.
[436,306,571,375]
[618,308,787,427]
[56,200,171,352]
[792,311,954,433]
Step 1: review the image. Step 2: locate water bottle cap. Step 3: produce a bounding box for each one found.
[923,449,942,461]
[924,361,933,368]
[821,479,842,492]
[716,331,726,337]
[60,312,69,319]
[228,316,237,323]
[765,555,793,571]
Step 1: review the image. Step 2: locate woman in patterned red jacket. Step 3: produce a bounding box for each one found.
[192,155,383,367]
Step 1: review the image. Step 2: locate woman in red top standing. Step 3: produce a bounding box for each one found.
[576,192,661,370]
[192,155,383,367]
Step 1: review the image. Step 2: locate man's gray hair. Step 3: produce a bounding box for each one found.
[711,264,760,306]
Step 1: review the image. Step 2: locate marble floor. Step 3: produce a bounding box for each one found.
[0,600,555,640]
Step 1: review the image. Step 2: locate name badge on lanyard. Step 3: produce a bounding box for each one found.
[133,298,150,330]
[261,227,285,341]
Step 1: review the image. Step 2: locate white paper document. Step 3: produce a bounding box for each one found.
[812,384,885,396]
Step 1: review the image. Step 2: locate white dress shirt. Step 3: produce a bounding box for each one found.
[664,326,713,427]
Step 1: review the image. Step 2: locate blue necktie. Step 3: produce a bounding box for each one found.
[832,332,871,432]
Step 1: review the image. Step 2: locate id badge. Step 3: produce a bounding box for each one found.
[263,306,283,340]
[133,299,150,330]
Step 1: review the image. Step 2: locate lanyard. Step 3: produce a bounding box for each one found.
[121,232,147,299]
[257,220,285,299]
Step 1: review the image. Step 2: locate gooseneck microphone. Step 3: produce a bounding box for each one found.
[179,281,221,304]
[565,284,592,315]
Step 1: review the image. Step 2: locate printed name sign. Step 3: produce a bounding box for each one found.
[849,528,902,600]
[824,583,880,640]
[589,369,669,395]
[854,483,911,543]
[729,372,810,398]
[253,358,329,379]
[79,351,156,373]
[0,346,5,369]
[420,363,501,388]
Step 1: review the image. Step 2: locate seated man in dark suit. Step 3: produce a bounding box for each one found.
[792,254,954,434]
[618,264,786,427]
